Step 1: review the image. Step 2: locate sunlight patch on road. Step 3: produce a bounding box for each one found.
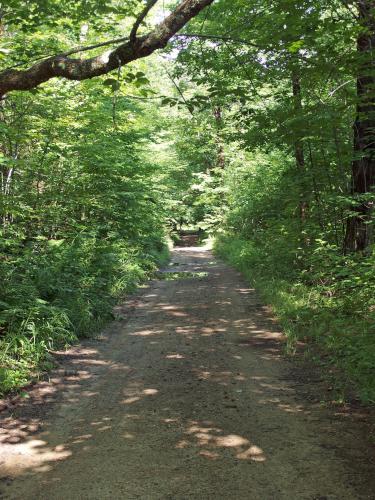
[121,384,159,405]
[0,439,72,477]
[181,420,266,463]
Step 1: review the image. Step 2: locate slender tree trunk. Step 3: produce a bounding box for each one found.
[292,72,308,226]
[307,142,325,231]
[344,0,375,253]
[214,106,225,169]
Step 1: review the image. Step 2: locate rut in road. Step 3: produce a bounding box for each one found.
[1,247,375,499]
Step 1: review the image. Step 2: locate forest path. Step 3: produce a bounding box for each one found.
[1,247,375,499]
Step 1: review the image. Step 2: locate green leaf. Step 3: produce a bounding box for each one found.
[103,78,121,91]
[288,40,304,53]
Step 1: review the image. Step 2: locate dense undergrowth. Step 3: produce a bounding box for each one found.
[0,70,171,396]
[0,236,168,395]
[215,236,375,403]
[211,146,375,404]
[168,0,375,403]
[204,138,375,404]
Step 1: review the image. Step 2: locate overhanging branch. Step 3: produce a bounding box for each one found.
[0,0,214,97]
[3,32,258,75]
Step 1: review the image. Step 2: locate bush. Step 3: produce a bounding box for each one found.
[0,233,169,396]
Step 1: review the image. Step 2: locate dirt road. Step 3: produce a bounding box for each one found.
[1,247,375,499]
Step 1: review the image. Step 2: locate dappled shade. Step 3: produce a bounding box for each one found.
[1,248,374,498]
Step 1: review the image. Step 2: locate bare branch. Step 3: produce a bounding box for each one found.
[175,33,259,48]
[163,64,194,116]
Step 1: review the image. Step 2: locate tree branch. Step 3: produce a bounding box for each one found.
[0,0,214,97]
[3,36,132,72]
[3,32,256,74]
[175,33,259,48]
[130,0,159,42]
[163,64,194,116]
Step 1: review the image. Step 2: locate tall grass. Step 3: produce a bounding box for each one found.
[0,235,169,395]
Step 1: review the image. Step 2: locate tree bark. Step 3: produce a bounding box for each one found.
[344,0,375,253]
[0,0,214,97]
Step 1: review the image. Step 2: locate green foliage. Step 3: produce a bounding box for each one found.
[1,0,374,406]
[0,13,171,394]
[0,234,168,396]
[164,0,375,403]
[215,235,375,403]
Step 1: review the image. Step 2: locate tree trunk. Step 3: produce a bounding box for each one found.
[344,0,375,253]
[292,72,308,226]
[214,107,225,169]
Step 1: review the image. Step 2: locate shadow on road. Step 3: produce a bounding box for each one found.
[1,247,374,499]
